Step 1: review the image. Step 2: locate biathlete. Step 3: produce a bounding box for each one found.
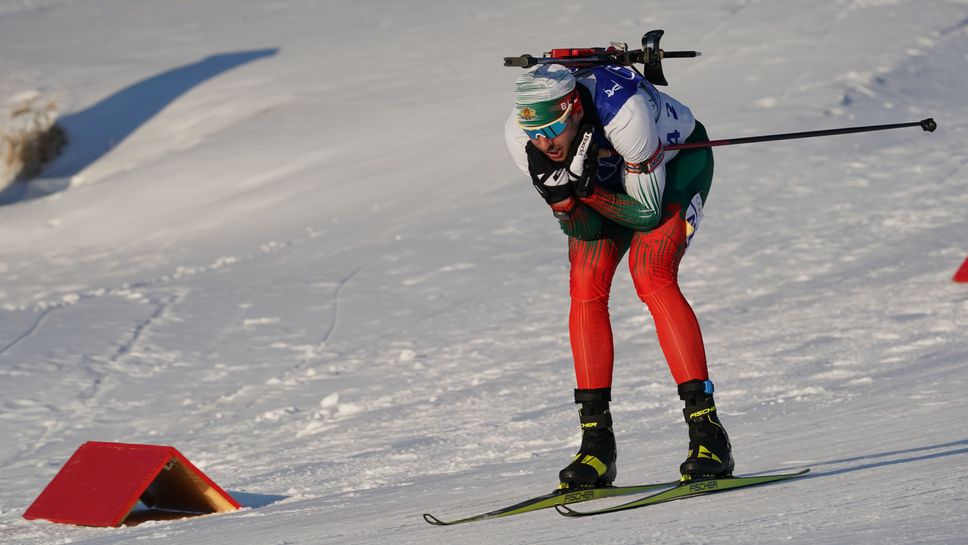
[504,63,733,490]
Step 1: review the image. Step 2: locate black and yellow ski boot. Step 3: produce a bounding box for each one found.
[678,379,734,482]
[557,388,617,492]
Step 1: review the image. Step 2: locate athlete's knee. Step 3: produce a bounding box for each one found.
[569,240,621,301]
[633,273,680,303]
[570,267,614,301]
[630,244,682,301]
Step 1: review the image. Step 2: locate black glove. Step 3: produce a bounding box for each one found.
[565,121,599,197]
[526,142,572,205]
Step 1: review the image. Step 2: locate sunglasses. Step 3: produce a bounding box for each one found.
[524,118,569,140]
[522,103,573,140]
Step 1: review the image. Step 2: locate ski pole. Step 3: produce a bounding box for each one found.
[665,118,937,151]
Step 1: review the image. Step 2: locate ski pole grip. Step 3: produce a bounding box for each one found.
[920,118,937,132]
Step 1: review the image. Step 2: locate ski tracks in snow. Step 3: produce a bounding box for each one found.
[0,307,55,358]
[0,231,320,469]
[316,265,363,348]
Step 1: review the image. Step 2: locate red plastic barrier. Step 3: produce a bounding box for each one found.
[24,441,240,527]
[955,256,968,283]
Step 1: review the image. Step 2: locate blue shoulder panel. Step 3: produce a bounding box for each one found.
[585,65,643,126]
[571,66,651,189]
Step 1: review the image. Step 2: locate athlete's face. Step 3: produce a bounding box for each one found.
[529,113,581,163]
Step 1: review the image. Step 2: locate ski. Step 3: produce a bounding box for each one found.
[556,469,810,517]
[423,481,677,526]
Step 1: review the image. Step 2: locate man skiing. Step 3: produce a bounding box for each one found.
[504,63,733,490]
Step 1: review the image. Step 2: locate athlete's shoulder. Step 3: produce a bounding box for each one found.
[504,108,530,175]
[573,65,643,126]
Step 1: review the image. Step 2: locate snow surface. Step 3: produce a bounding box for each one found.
[1,0,967,543]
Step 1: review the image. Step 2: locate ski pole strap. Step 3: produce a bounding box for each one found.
[666,118,937,151]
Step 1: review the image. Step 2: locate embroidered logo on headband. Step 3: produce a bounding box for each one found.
[516,90,577,128]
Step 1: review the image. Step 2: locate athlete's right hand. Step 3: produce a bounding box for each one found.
[526,141,574,206]
[531,167,574,205]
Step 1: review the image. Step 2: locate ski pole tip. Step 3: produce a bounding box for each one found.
[920,118,937,132]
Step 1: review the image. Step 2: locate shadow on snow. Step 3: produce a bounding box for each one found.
[806,438,968,478]
[0,48,278,206]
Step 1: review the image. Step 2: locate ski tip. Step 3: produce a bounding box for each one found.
[554,504,578,516]
[423,513,447,526]
[920,118,937,132]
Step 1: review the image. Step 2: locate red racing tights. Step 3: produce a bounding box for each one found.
[568,204,708,389]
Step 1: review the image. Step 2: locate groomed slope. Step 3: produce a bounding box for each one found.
[1,1,966,544]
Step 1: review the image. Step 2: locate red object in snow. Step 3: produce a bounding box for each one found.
[23,441,241,527]
[955,256,968,283]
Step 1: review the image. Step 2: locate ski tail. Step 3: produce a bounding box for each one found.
[423,481,677,526]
